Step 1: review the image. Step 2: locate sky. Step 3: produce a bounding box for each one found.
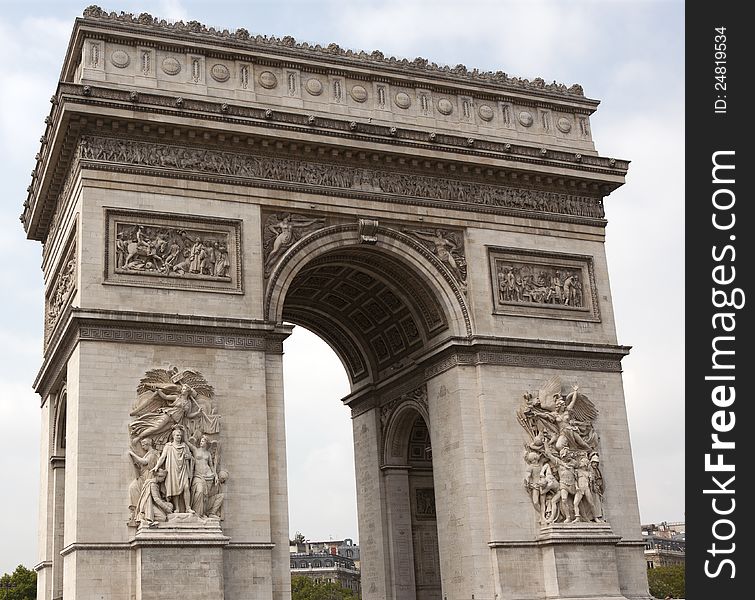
[0,0,684,574]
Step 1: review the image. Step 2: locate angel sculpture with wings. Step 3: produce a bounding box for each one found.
[409,228,466,287]
[263,213,324,275]
[517,378,598,453]
[129,368,218,445]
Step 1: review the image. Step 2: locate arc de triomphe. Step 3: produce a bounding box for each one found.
[22,7,651,600]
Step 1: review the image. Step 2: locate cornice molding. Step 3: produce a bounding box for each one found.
[21,84,628,239]
[34,308,292,397]
[76,6,590,102]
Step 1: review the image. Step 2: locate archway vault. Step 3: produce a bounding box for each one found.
[267,224,472,388]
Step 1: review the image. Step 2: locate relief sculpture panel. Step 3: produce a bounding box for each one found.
[105,209,242,293]
[44,233,77,347]
[517,376,605,525]
[488,247,599,321]
[127,367,227,527]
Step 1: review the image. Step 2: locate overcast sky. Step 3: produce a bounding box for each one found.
[0,0,684,574]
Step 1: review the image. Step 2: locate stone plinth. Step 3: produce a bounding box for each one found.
[131,514,230,600]
[538,523,624,600]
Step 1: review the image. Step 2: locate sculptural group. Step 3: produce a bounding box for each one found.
[127,367,227,526]
[517,376,604,525]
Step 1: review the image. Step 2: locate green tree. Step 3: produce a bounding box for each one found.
[291,575,358,600]
[647,563,685,599]
[0,564,37,600]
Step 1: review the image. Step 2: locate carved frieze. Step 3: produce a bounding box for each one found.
[128,367,227,526]
[488,247,600,321]
[517,376,605,525]
[45,234,77,348]
[78,136,605,221]
[105,209,242,293]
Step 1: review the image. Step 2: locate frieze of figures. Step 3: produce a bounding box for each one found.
[79,136,605,220]
[496,262,583,307]
[106,211,242,293]
[44,239,77,347]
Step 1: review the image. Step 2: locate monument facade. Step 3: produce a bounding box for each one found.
[23,7,650,600]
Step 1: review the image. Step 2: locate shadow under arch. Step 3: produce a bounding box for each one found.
[265,224,472,388]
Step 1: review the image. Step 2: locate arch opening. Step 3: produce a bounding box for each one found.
[279,239,462,389]
[278,237,450,598]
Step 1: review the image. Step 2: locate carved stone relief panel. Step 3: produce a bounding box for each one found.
[488,247,600,321]
[415,488,436,519]
[44,231,77,348]
[403,227,467,291]
[262,212,326,277]
[105,210,242,293]
[517,376,605,525]
[127,367,227,526]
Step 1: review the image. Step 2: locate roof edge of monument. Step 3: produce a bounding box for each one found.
[73,5,595,105]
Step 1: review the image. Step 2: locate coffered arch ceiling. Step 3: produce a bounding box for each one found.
[282,247,449,386]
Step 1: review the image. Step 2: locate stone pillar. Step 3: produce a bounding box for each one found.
[35,397,54,600]
[384,467,417,600]
[426,366,495,600]
[352,407,391,600]
[265,350,291,600]
[50,456,66,599]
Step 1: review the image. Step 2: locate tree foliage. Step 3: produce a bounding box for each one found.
[291,575,358,600]
[647,564,685,599]
[0,565,37,600]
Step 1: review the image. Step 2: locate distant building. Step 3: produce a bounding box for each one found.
[290,538,361,595]
[642,522,685,568]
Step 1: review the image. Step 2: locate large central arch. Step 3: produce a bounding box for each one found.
[273,226,466,597]
[24,8,651,600]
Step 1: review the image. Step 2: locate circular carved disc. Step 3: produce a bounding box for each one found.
[161,57,181,76]
[394,92,411,109]
[111,50,130,69]
[518,111,534,127]
[557,117,572,133]
[305,78,323,96]
[478,104,494,121]
[351,85,368,103]
[258,71,278,89]
[437,98,453,115]
[210,63,230,83]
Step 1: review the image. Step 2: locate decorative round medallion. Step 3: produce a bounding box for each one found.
[518,111,534,127]
[258,71,278,89]
[478,104,494,121]
[161,57,181,76]
[437,98,453,115]
[210,63,230,83]
[557,117,572,133]
[305,78,323,96]
[111,50,130,69]
[394,92,411,109]
[350,85,368,103]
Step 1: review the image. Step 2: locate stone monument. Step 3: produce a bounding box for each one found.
[23,6,651,600]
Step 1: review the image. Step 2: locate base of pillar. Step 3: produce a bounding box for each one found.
[538,522,626,600]
[131,513,230,600]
